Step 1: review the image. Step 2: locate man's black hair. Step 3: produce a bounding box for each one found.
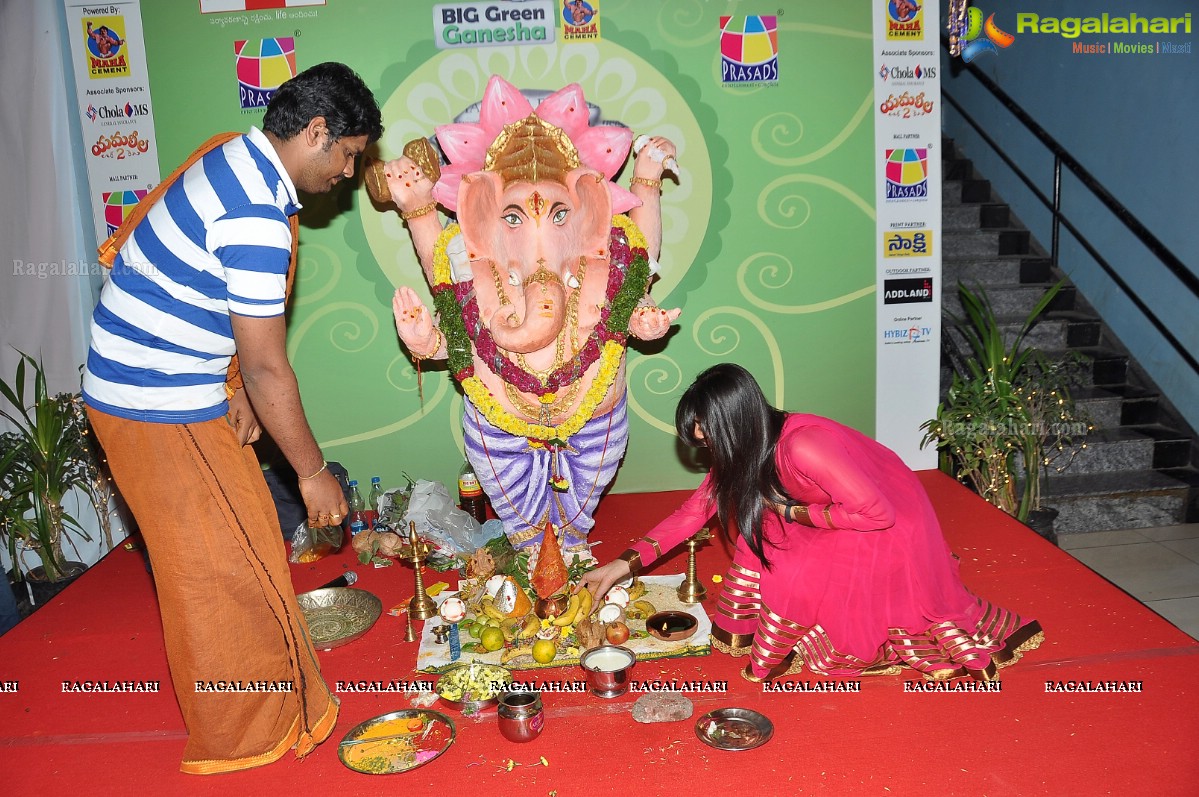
[262,62,383,144]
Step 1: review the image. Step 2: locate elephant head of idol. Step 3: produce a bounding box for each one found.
[431,76,641,355]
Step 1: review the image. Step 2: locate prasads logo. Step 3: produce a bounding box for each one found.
[885,0,924,41]
[720,15,779,84]
[948,4,1015,62]
[102,189,148,236]
[235,38,296,110]
[82,16,130,79]
[883,277,934,304]
[562,0,600,41]
[883,148,928,201]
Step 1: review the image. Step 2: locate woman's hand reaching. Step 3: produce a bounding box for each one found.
[576,559,632,602]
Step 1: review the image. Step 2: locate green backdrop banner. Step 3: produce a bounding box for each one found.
[139,1,876,495]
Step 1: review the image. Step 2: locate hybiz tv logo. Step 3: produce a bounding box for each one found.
[720,15,778,83]
[235,38,297,110]
[884,148,928,201]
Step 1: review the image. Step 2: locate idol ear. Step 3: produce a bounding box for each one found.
[457,171,505,263]
[566,169,612,258]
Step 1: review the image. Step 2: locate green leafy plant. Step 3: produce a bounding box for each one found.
[921,283,1090,523]
[0,353,109,582]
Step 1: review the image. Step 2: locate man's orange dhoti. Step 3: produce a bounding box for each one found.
[88,408,338,774]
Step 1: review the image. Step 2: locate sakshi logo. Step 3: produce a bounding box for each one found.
[720,15,779,84]
[883,277,934,304]
[102,189,148,236]
[885,0,924,41]
[561,1,600,41]
[878,63,936,82]
[883,148,928,201]
[85,101,150,127]
[883,229,933,257]
[82,16,130,79]
[948,5,1014,62]
[235,38,297,110]
[879,90,934,119]
[883,324,932,344]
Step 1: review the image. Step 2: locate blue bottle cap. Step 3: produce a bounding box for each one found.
[371,476,381,484]
[348,479,358,487]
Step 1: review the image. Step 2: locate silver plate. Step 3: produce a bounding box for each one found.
[337,709,455,775]
[695,707,774,751]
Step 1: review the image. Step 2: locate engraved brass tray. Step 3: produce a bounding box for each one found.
[297,587,382,650]
[695,707,774,751]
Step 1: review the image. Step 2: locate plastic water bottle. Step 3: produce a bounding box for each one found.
[348,480,367,535]
[366,477,383,530]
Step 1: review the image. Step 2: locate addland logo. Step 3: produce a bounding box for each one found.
[561,1,599,41]
[885,0,924,41]
[883,148,928,201]
[883,277,934,304]
[82,16,130,79]
[950,4,1192,59]
[720,15,779,84]
[235,37,297,111]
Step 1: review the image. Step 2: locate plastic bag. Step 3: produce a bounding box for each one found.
[402,479,489,568]
[289,520,344,563]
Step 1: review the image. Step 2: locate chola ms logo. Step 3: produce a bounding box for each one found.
[82,16,130,79]
[884,148,928,201]
[720,15,779,83]
[947,2,1015,62]
[886,0,923,41]
[235,38,297,110]
[86,101,150,126]
[878,63,937,82]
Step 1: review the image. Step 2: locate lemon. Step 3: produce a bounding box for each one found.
[531,638,557,664]
[480,626,506,652]
[466,621,483,640]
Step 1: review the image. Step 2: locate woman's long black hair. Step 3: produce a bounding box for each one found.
[676,364,787,567]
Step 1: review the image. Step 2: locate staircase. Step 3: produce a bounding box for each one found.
[941,138,1199,536]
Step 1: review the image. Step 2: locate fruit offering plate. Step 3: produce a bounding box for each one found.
[415,575,711,673]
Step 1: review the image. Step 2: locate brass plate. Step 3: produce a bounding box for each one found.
[337,709,455,775]
[297,587,382,650]
[695,708,774,751]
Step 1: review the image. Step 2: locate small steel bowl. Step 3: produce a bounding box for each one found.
[434,662,513,713]
[646,611,699,642]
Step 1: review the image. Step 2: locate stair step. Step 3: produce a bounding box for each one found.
[942,283,1076,318]
[1069,427,1157,473]
[942,256,1054,286]
[1071,386,1125,431]
[1043,470,1190,533]
[943,229,1031,258]
[943,178,992,205]
[1069,347,1130,387]
[943,203,1011,231]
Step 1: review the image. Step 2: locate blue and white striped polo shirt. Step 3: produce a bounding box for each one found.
[83,127,301,423]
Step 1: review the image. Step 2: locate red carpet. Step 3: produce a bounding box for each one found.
[2,471,1197,795]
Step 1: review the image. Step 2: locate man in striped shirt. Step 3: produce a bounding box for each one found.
[82,62,382,774]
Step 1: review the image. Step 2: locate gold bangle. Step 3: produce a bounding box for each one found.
[411,328,443,361]
[630,176,662,190]
[401,202,437,221]
[299,460,327,481]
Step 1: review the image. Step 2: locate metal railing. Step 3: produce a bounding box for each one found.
[940,37,1198,374]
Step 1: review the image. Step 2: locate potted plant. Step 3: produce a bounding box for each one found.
[921,283,1089,542]
[0,353,112,604]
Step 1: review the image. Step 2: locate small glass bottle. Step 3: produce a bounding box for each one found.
[457,460,488,524]
[348,479,367,533]
[365,476,383,530]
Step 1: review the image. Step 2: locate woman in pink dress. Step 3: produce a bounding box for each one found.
[581,364,1043,682]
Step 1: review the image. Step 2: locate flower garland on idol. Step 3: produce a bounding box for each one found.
[431,214,650,445]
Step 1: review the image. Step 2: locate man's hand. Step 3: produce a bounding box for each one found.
[225,387,261,446]
[576,559,632,602]
[299,469,348,529]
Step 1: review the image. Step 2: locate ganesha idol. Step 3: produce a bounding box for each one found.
[371,75,679,553]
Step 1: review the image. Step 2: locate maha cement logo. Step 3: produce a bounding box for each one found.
[235,37,297,110]
[83,17,130,79]
[102,190,148,236]
[720,15,778,83]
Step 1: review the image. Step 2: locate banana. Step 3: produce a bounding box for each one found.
[575,586,594,620]
[518,614,540,640]
[501,617,522,643]
[627,579,647,601]
[501,645,533,664]
[552,592,582,627]
[627,599,658,620]
[480,596,506,621]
